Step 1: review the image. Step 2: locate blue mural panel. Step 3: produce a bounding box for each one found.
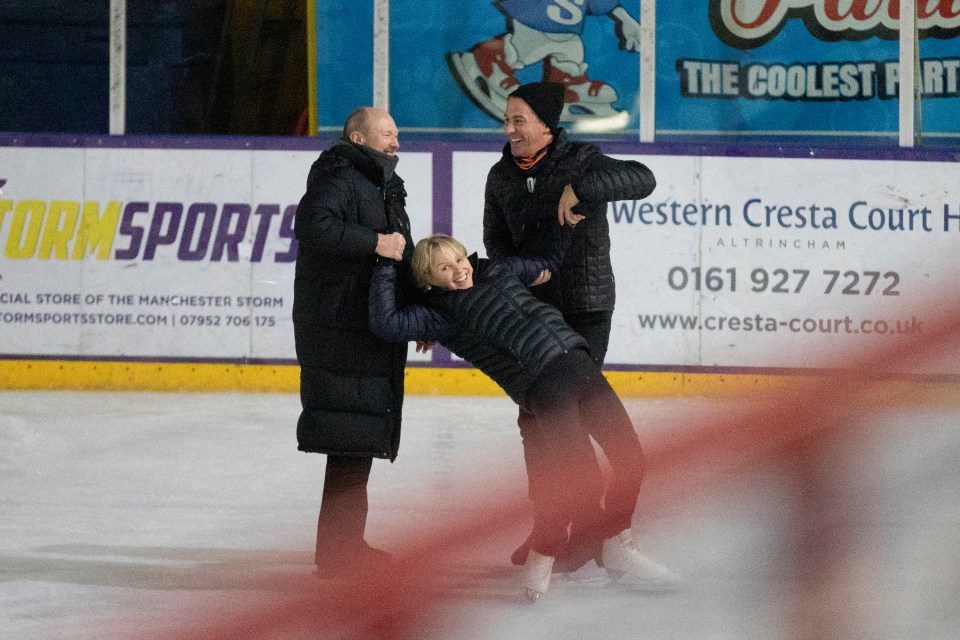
[314,1,960,137]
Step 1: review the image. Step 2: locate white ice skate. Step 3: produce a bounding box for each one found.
[601,530,681,590]
[446,36,519,121]
[521,549,555,603]
[544,63,624,121]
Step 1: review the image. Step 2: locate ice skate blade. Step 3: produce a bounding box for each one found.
[606,567,683,592]
[522,587,542,604]
[570,110,630,133]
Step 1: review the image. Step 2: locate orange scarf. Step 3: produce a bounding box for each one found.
[513,145,549,171]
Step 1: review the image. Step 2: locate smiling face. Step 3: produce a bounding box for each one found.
[426,247,474,291]
[352,108,400,156]
[503,97,553,158]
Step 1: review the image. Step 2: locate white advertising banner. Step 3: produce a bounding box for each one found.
[451,151,960,374]
[0,145,433,362]
[3,141,958,374]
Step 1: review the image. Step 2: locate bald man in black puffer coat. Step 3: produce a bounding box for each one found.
[293,107,416,574]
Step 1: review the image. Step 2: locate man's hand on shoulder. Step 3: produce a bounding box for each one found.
[376,232,406,261]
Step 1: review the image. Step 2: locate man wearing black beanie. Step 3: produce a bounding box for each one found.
[509,81,565,133]
[484,81,676,592]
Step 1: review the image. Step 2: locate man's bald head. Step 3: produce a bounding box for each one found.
[343,107,400,156]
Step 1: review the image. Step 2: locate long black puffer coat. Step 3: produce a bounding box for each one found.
[483,128,656,314]
[369,255,588,408]
[293,141,414,461]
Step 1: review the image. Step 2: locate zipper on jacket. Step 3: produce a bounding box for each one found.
[384,187,409,234]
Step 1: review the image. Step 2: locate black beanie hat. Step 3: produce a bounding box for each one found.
[509,82,564,131]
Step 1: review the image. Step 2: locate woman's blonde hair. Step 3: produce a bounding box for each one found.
[411,234,468,290]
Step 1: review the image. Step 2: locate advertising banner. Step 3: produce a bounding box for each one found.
[0,145,433,363]
[314,0,960,136]
[451,149,960,374]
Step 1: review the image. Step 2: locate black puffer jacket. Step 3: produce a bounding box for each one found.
[369,255,588,408]
[293,141,414,461]
[483,129,656,313]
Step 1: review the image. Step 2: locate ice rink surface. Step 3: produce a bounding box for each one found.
[2,390,959,639]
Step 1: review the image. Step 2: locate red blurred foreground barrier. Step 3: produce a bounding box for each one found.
[144,295,960,640]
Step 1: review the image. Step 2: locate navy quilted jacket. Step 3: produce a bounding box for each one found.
[483,128,656,313]
[369,253,588,407]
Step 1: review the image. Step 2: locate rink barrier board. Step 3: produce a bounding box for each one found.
[1,359,958,404]
[0,359,740,395]
[3,135,960,377]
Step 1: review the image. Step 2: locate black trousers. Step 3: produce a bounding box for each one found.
[315,454,373,566]
[518,310,644,568]
[562,310,614,367]
[521,345,645,565]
